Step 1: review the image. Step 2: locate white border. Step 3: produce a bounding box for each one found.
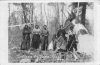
[0,0,100,65]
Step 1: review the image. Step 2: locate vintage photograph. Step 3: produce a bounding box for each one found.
[8,2,94,63]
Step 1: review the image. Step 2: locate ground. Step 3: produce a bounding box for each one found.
[8,47,93,63]
[8,27,93,63]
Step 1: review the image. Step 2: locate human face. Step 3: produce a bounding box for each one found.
[44,25,47,30]
[60,26,63,29]
[25,25,28,28]
[35,25,39,29]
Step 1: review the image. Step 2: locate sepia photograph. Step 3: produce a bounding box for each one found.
[8,2,94,63]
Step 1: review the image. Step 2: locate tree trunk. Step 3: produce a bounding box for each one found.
[81,3,87,26]
[31,3,34,23]
[21,3,27,23]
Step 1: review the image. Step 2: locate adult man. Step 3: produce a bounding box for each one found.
[21,25,31,50]
[41,25,49,51]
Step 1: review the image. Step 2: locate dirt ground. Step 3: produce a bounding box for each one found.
[8,27,93,63]
[8,47,93,63]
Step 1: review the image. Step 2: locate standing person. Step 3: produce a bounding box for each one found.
[21,25,31,50]
[31,25,41,50]
[41,25,49,51]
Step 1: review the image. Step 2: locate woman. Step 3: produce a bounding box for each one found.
[21,25,31,50]
[32,25,41,50]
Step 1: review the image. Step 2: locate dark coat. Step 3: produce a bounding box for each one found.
[21,27,31,50]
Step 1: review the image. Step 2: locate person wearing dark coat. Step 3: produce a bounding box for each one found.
[67,26,78,52]
[21,25,31,50]
[57,25,67,42]
[31,25,41,49]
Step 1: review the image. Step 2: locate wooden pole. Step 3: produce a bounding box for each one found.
[77,2,79,17]
[61,9,68,19]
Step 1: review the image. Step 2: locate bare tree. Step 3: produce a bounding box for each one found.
[81,3,87,26]
[21,3,27,23]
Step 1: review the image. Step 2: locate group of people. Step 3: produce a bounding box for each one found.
[19,6,94,59]
[48,25,78,52]
[20,23,78,53]
[21,25,49,51]
[20,7,81,52]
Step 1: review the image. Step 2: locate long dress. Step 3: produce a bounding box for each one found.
[56,36,67,50]
[21,28,31,50]
[32,29,41,49]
